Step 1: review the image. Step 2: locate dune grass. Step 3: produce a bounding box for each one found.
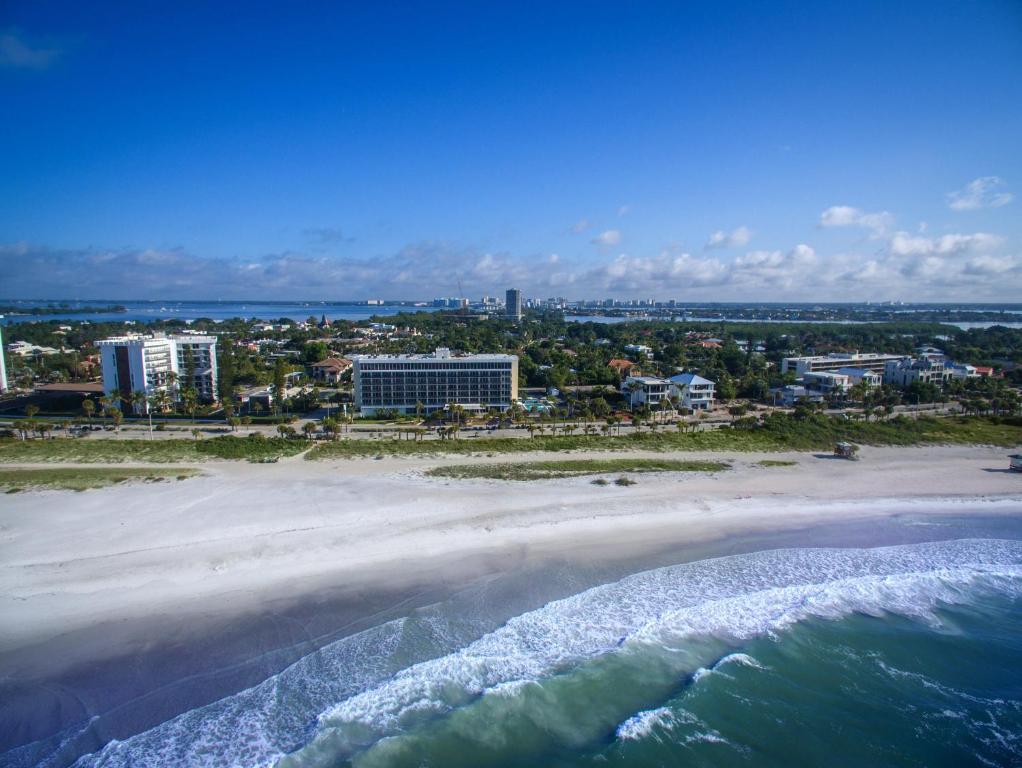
[306,415,1022,460]
[424,458,730,481]
[0,436,310,464]
[757,459,798,467]
[0,467,202,492]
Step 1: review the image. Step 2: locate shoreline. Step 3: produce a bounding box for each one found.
[2,445,1021,650]
[1,444,1021,756]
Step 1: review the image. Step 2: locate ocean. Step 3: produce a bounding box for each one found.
[0,301,434,325]
[6,535,1020,768]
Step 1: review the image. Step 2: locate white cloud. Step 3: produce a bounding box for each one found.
[617,204,631,217]
[888,231,1003,257]
[570,218,590,234]
[731,244,817,288]
[0,30,61,70]
[584,250,730,292]
[3,234,1019,303]
[819,205,893,235]
[705,225,752,250]
[963,254,1021,276]
[946,177,1013,211]
[591,229,621,246]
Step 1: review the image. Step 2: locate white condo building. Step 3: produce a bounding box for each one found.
[97,333,218,411]
[353,347,518,416]
[0,321,8,393]
[781,352,907,379]
[883,357,950,388]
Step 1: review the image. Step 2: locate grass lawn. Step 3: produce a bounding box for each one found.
[306,415,1022,460]
[0,436,311,463]
[424,458,731,481]
[0,467,202,492]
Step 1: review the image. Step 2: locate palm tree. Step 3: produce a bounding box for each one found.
[129,390,145,418]
[302,421,318,440]
[82,398,96,425]
[626,380,644,411]
[181,388,199,424]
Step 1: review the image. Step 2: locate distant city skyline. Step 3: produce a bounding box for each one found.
[2,1,1021,301]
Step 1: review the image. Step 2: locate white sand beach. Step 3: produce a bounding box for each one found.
[2,444,1021,664]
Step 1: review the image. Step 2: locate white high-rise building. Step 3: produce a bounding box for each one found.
[0,320,8,393]
[97,333,218,412]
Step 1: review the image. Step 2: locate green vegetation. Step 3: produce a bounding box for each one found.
[425,458,730,481]
[757,459,798,467]
[306,415,1022,460]
[0,467,201,492]
[0,436,310,463]
[196,436,310,461]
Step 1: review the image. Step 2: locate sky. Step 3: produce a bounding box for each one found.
[2,1,1021,302]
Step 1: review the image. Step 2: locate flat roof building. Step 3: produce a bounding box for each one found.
[622,375,671,409]
[782,352,906,379]
[353,347,518,416]
[505,288,522,321]
[0,321,7,393]
[97,333,218,412]
[884,357,950,388]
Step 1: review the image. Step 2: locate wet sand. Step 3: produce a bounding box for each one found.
[1,444,1021,757]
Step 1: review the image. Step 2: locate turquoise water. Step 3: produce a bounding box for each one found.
[7,538,1022,767]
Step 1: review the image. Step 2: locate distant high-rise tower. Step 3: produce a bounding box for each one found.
[0,320,8,392]
[505,288,522,320]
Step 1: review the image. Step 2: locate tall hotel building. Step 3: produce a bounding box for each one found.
[353,347,518,416]
[0,321,8,393]
[505,288,522,320]
[97,333,218,411]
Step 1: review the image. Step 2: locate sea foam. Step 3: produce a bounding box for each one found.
[22,538,1020,768]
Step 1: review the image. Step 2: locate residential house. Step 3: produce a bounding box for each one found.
[310,356,352,385]
[836,366,882,388]
[624,343,653,358]
[621,375,671,409]
[802,371,851,396]
[770,385,825,407]
[667,372,716,411]
[883,357,950,388]
[946,363,979,380]
[607,358,635,379]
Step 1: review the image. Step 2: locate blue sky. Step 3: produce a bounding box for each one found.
[2,1,1021,301]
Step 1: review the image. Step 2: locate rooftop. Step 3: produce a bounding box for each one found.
[352,348,516,362]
